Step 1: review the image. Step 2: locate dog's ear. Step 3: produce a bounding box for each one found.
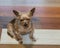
[29,8,35,16]
[13,10,19,16]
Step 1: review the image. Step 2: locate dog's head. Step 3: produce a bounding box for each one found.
[13,8,35,28]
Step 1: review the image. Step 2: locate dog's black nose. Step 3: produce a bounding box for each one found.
[24,23,27,27]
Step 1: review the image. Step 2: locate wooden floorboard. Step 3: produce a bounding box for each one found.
[0,44,60,48]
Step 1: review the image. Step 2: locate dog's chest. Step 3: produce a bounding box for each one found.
[18,26,32,34]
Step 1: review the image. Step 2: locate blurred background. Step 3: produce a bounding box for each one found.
[0,0,60,29]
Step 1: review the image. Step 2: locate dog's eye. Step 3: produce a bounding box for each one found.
[20,19,23,21]
[27,19,30,20]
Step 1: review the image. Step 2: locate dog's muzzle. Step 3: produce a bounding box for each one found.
[24,23,28,27]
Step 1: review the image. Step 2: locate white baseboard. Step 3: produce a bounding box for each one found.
[1,29,60,45]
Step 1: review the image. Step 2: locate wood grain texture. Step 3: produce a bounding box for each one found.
[0,44,60,48]
[38,17,60,29]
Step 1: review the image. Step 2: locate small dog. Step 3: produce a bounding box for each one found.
[7,8,36,44]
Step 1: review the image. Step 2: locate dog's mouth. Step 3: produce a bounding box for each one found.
[24,23,28,28]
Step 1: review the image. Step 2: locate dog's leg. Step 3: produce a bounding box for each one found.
[14,33,23,44]
[7,23,15,38]
[15,34,23,44]
[13,30,23,44]
[7,31,14,38]
[29,30,36,41]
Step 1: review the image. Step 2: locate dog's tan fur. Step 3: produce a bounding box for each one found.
[7,8,36,44]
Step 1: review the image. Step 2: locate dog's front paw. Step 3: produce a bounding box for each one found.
[19,40,23,44]
[30,37,36,41]
[32,38,36,41]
